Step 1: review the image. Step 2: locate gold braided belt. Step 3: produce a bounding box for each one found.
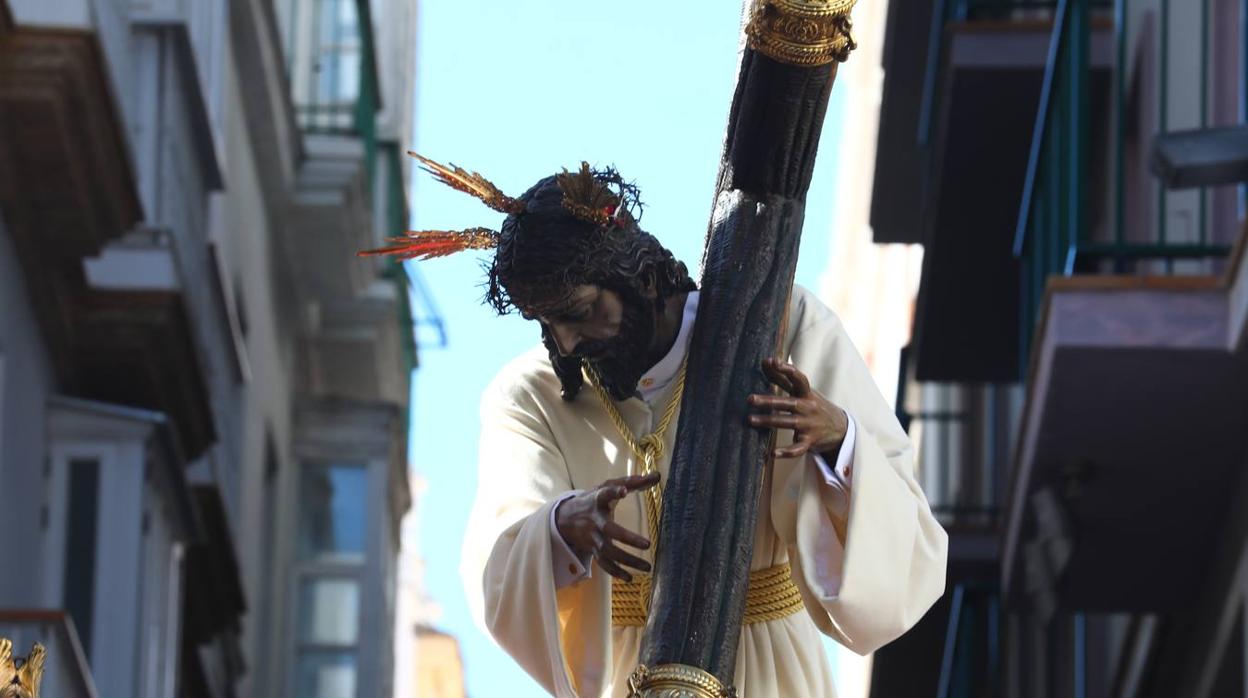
[612,562,805,627]
[584,363,806,629]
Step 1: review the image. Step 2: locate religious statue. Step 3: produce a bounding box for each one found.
[362,1,948,695]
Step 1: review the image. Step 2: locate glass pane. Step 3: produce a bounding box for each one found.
[296,651,357,698]
[298,577,360,645]
[312,0,360,104]
[299,463,367,561]
[64,457,101,659]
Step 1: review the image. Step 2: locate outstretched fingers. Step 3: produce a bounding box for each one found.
[597,555,633,582]
[604,520,650,550]
[623,471,662,491]
[596,472,660,507]
[600,542,651,575]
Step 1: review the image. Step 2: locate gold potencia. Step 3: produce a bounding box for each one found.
[0,638,45,698]
[746,0,858,66]
[628,663,738,698]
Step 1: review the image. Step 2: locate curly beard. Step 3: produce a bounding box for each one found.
[544,287,660,402]
[579,290,658,401]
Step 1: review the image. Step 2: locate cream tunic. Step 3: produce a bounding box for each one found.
[462,286,948,697]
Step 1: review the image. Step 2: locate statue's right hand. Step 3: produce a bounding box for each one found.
[555,472,659,582]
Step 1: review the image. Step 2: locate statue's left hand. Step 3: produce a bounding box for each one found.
[747,357,849,459]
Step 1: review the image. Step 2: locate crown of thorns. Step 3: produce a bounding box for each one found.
[357,153,641,261]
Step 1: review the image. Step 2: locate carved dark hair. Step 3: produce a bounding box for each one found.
[485,169,696,399]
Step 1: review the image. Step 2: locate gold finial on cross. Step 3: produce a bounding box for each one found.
[0,638,46,698]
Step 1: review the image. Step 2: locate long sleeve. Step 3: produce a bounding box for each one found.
[771,288,948,656]
[550,492,593,587]
[460,374,611,697]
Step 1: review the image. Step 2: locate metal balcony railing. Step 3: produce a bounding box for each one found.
[896,348,1012,531]
[936,583,1002,698]
[295,0,381,192]
[1013,0,1234,369]
[917,0,1113,156]
[0,610,98,698]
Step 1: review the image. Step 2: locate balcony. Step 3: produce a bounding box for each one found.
[903,374,1012,574]
[0,611,98,698]
[873,0,1114,383]
[278,0,419,400]
[868,355,1014,698]
[0,7,225,459]
[1001,0,1248,613]
[870,0,935,245]
[1003,271,1247,613]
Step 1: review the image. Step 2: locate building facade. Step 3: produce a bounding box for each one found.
[867,0,1248,696]
[0,0,421,696]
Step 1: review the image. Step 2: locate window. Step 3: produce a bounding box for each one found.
[45,399,190,698]
[298,462,368,562]
[295,0,363,132]
[314,0,360,105]
[295,462,367,698]
[299,577,360,645]
[62,457,101,657]
[296,651,357,698]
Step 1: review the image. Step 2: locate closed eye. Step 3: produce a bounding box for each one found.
[552,305,592,323]
[569,309,592,322]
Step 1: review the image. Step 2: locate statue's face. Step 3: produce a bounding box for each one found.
[538,285,626,358]
[537,283,659,400]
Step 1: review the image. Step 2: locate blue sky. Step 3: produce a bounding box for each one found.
[407,2,848,695]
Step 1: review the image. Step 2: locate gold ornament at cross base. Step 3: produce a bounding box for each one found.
[0,638,45,698]
[627,663,738,698]
[745,0,858,66]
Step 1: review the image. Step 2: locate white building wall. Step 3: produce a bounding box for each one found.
[219,39,301,698]
[0,218,57,607]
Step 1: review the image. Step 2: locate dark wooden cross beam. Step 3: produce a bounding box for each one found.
[633,1,857,695]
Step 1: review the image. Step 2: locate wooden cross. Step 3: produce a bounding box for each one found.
[632,2,857,695]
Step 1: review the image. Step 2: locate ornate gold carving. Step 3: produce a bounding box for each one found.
[745,0,858,66]
[627,663,738,698]
[0,638,46,698]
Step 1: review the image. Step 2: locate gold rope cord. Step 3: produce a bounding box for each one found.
[613,563,805,627]
[586,363,805,626]
[584,361,687,546]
